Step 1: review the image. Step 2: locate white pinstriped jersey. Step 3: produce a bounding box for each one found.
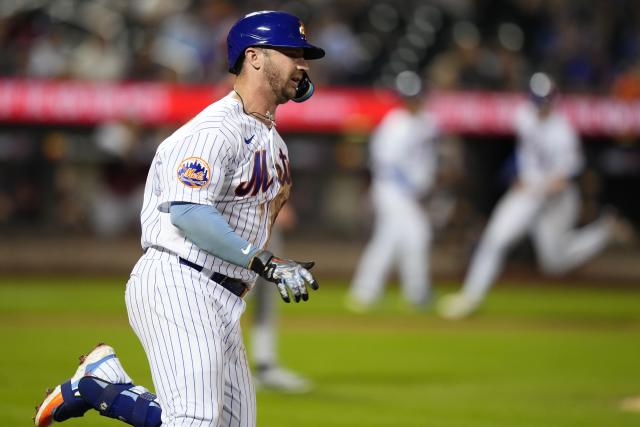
[370,108,439,198]
[139,92,292,281]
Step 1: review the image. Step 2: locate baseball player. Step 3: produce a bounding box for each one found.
[346,71,439,312]
[34,10,324,427]
[438,73,617,319]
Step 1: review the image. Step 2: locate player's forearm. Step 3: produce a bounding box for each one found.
[169,202,259,268]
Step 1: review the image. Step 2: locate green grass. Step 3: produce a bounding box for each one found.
[1,277,640,427]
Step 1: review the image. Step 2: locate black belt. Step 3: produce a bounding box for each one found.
[178,257,249,298]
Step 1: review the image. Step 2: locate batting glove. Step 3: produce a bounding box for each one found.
[250,250,319,303]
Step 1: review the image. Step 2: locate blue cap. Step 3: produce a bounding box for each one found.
[227,11,325,74]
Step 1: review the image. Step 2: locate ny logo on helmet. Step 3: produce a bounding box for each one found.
[299,21,306,39]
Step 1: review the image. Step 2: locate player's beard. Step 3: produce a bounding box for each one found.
[263,57,296,104]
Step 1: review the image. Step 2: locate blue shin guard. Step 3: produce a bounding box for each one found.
[77,376,162,427]
[51,380,91,422]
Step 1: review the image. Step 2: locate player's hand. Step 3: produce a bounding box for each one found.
[249,250,319,303]
[545,177,568,195]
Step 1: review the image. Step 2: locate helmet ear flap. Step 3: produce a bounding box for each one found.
[292,72,315,103]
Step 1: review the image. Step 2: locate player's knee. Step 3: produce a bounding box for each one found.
[479,235,511,256]
[405,236,429,252]
[538,256,567,276]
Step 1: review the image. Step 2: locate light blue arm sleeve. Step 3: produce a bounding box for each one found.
[169,203,260,268]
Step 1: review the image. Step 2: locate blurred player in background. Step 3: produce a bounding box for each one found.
[346,71,439,312]
[90,119,147,237]
[251,204,312,392]
[438,72,625,319]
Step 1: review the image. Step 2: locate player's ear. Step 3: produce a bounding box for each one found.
[244,47,263,71]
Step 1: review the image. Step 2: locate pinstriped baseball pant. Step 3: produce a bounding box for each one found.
[125,248,256,427]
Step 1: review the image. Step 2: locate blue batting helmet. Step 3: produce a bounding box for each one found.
[227,11,325,74]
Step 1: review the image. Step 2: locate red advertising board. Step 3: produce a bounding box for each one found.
[1,79,639,136]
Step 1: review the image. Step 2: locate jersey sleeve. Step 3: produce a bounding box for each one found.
[157,129,238,212]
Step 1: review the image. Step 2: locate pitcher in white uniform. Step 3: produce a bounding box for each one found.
[34,11,324,427]
[346,71,439,311]
[438,73,617,319]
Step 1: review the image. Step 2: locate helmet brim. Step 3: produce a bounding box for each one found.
[254,40,325,60]
[302,44,325,60]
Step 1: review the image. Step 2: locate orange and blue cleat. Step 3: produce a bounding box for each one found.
[34,344,116,427]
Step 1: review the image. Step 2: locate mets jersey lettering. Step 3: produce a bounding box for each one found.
[235,150,274,196]
[276,149,292,185]
[235,149,292,196]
